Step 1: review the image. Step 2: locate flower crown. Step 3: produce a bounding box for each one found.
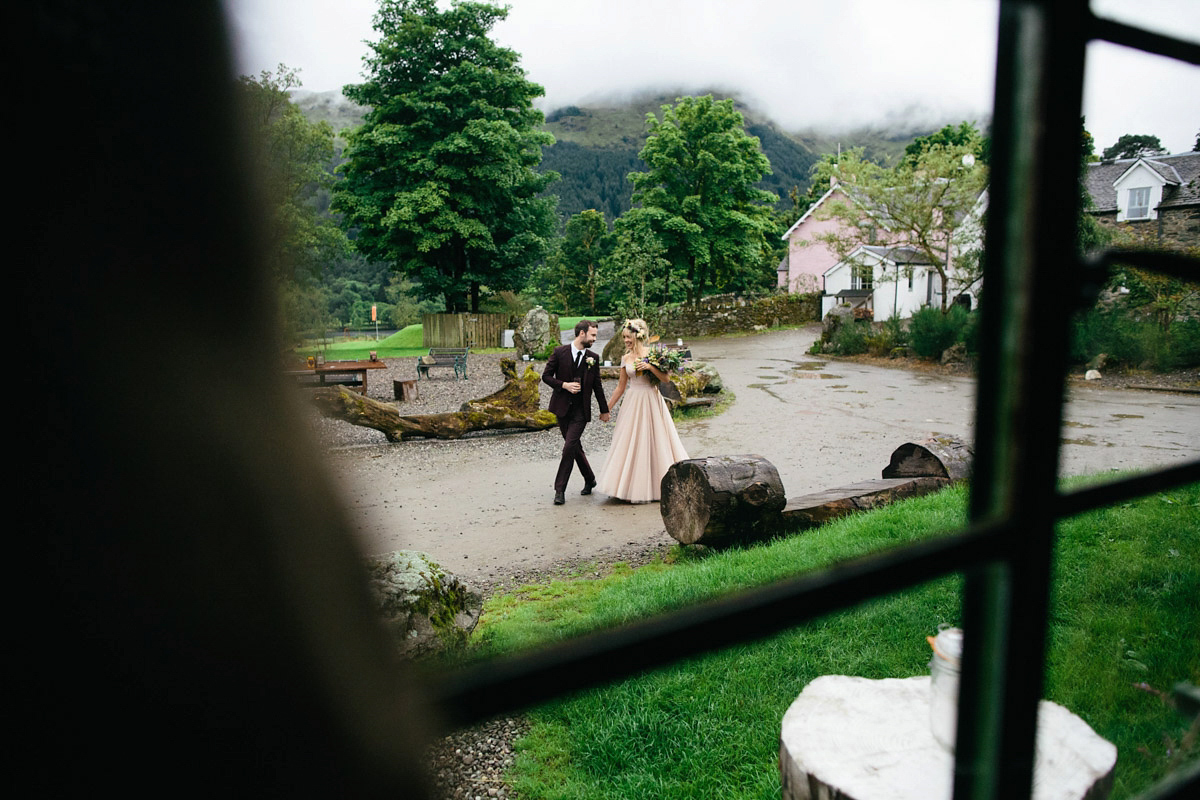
[623,318,649,341]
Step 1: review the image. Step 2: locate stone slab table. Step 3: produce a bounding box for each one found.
[780,675,1116,800]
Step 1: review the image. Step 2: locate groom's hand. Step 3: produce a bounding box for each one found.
[564,381,581,393]
[600,413,610,422]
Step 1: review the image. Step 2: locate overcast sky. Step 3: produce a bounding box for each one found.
[223,0,1199,155]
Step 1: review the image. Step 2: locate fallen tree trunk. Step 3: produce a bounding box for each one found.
[311,359,557,442]
[599,362,722,410]
[882,436,972,482]
[661,455,787,546]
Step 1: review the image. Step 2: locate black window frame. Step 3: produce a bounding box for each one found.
[433,3,1200,798]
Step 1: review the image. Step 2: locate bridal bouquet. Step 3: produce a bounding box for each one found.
[643,346,687,375]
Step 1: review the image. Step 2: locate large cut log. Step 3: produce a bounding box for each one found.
[882,436,973,482]
[661,455,787,546]
[310,359,557,442]
[780,675,1116,800]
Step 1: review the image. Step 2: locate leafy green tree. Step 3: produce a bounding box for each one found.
[1101,133,1167,160]
[556,210,613,314]
[333,0,558,313]
[605,212,670,320]
[237,65,352,349]
[385,274,442,328]
[903,121,989,167]
[627,95,778,305]
[815,142,988,310]
[1078,119,1112,255]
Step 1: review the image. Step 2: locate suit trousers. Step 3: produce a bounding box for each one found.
[554,400,593,492]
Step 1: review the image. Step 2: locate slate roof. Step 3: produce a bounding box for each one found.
[858,245,934,265]
[1084,151,1200,213]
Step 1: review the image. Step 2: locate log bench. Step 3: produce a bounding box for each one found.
[417,347,468,380]
[661,438,972,547]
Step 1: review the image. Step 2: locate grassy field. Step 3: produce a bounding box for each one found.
[459,479,1199,799]
[300,318,595,361]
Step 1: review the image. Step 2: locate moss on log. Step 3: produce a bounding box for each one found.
[311,359,557,441]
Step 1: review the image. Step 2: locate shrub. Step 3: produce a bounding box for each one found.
[1166,318,1200,368]
[909,305,970,359]
[863,315,909,356]
[829,319,870,355]
[1069,307,1190,371]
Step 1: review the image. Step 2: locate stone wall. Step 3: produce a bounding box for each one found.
[1092,207,1200,249]
[642,292,821,339]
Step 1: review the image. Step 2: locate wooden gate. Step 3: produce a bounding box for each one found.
[421,313,508,348]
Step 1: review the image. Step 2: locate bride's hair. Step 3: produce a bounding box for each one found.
[622,318,649,357]
[623,318,649,342]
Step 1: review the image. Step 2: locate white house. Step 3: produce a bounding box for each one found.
[821,245,944,321]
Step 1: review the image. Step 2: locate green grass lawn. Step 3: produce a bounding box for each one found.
[299,317,607,361]
[459,479,1199,799]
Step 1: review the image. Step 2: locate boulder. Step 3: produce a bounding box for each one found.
[602,334,625,364]
[688,361,724,393]
[513,306,558,359]
[1085,369,1102,381]
[364,550,482,659]
[940,342,968,365]
[1087,353,1108,371]
[822,305,854,337]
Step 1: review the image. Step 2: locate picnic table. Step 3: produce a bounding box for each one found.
[284,359,387,396]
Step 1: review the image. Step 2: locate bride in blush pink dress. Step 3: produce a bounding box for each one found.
[594,319,690,503]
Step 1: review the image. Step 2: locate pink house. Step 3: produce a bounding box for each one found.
[777,185,856,294]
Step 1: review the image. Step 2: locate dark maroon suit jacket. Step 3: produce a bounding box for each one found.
[542,344,609,420]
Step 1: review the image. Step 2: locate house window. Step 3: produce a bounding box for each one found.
[852,263,873,290]
[1128,187,1151,218]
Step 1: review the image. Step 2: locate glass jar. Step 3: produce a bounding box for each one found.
[928,626,963,751]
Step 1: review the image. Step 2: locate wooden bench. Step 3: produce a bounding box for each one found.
[416,347,468,380]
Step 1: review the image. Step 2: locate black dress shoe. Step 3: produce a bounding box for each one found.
[581,480,597,496]
[553,491,565,505]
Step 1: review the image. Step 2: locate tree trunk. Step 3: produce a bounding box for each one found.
[310,359,557,442]
[660,455,787,546]
[881,436,972,482]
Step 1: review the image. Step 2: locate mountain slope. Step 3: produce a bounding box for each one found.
[293,88,951,226]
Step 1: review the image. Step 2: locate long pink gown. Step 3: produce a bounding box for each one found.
[595,362,690,502]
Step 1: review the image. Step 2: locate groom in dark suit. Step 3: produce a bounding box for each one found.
[542,320,610,504]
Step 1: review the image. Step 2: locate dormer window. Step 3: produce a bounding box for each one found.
[1127,187,1151,219]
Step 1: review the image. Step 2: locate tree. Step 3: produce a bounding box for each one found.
[605,212,670,320]
[333,0,558,313]
[627,95,778,305]
[815,141,988,311]
[1078,118,1112,255]
[903,121,989,167]
[237,65,352,345]
[1101,133,1167,160]
[531,210,613,314]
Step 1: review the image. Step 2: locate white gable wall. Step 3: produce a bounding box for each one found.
[822,248,936,321]
[1113,162,1167,222]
